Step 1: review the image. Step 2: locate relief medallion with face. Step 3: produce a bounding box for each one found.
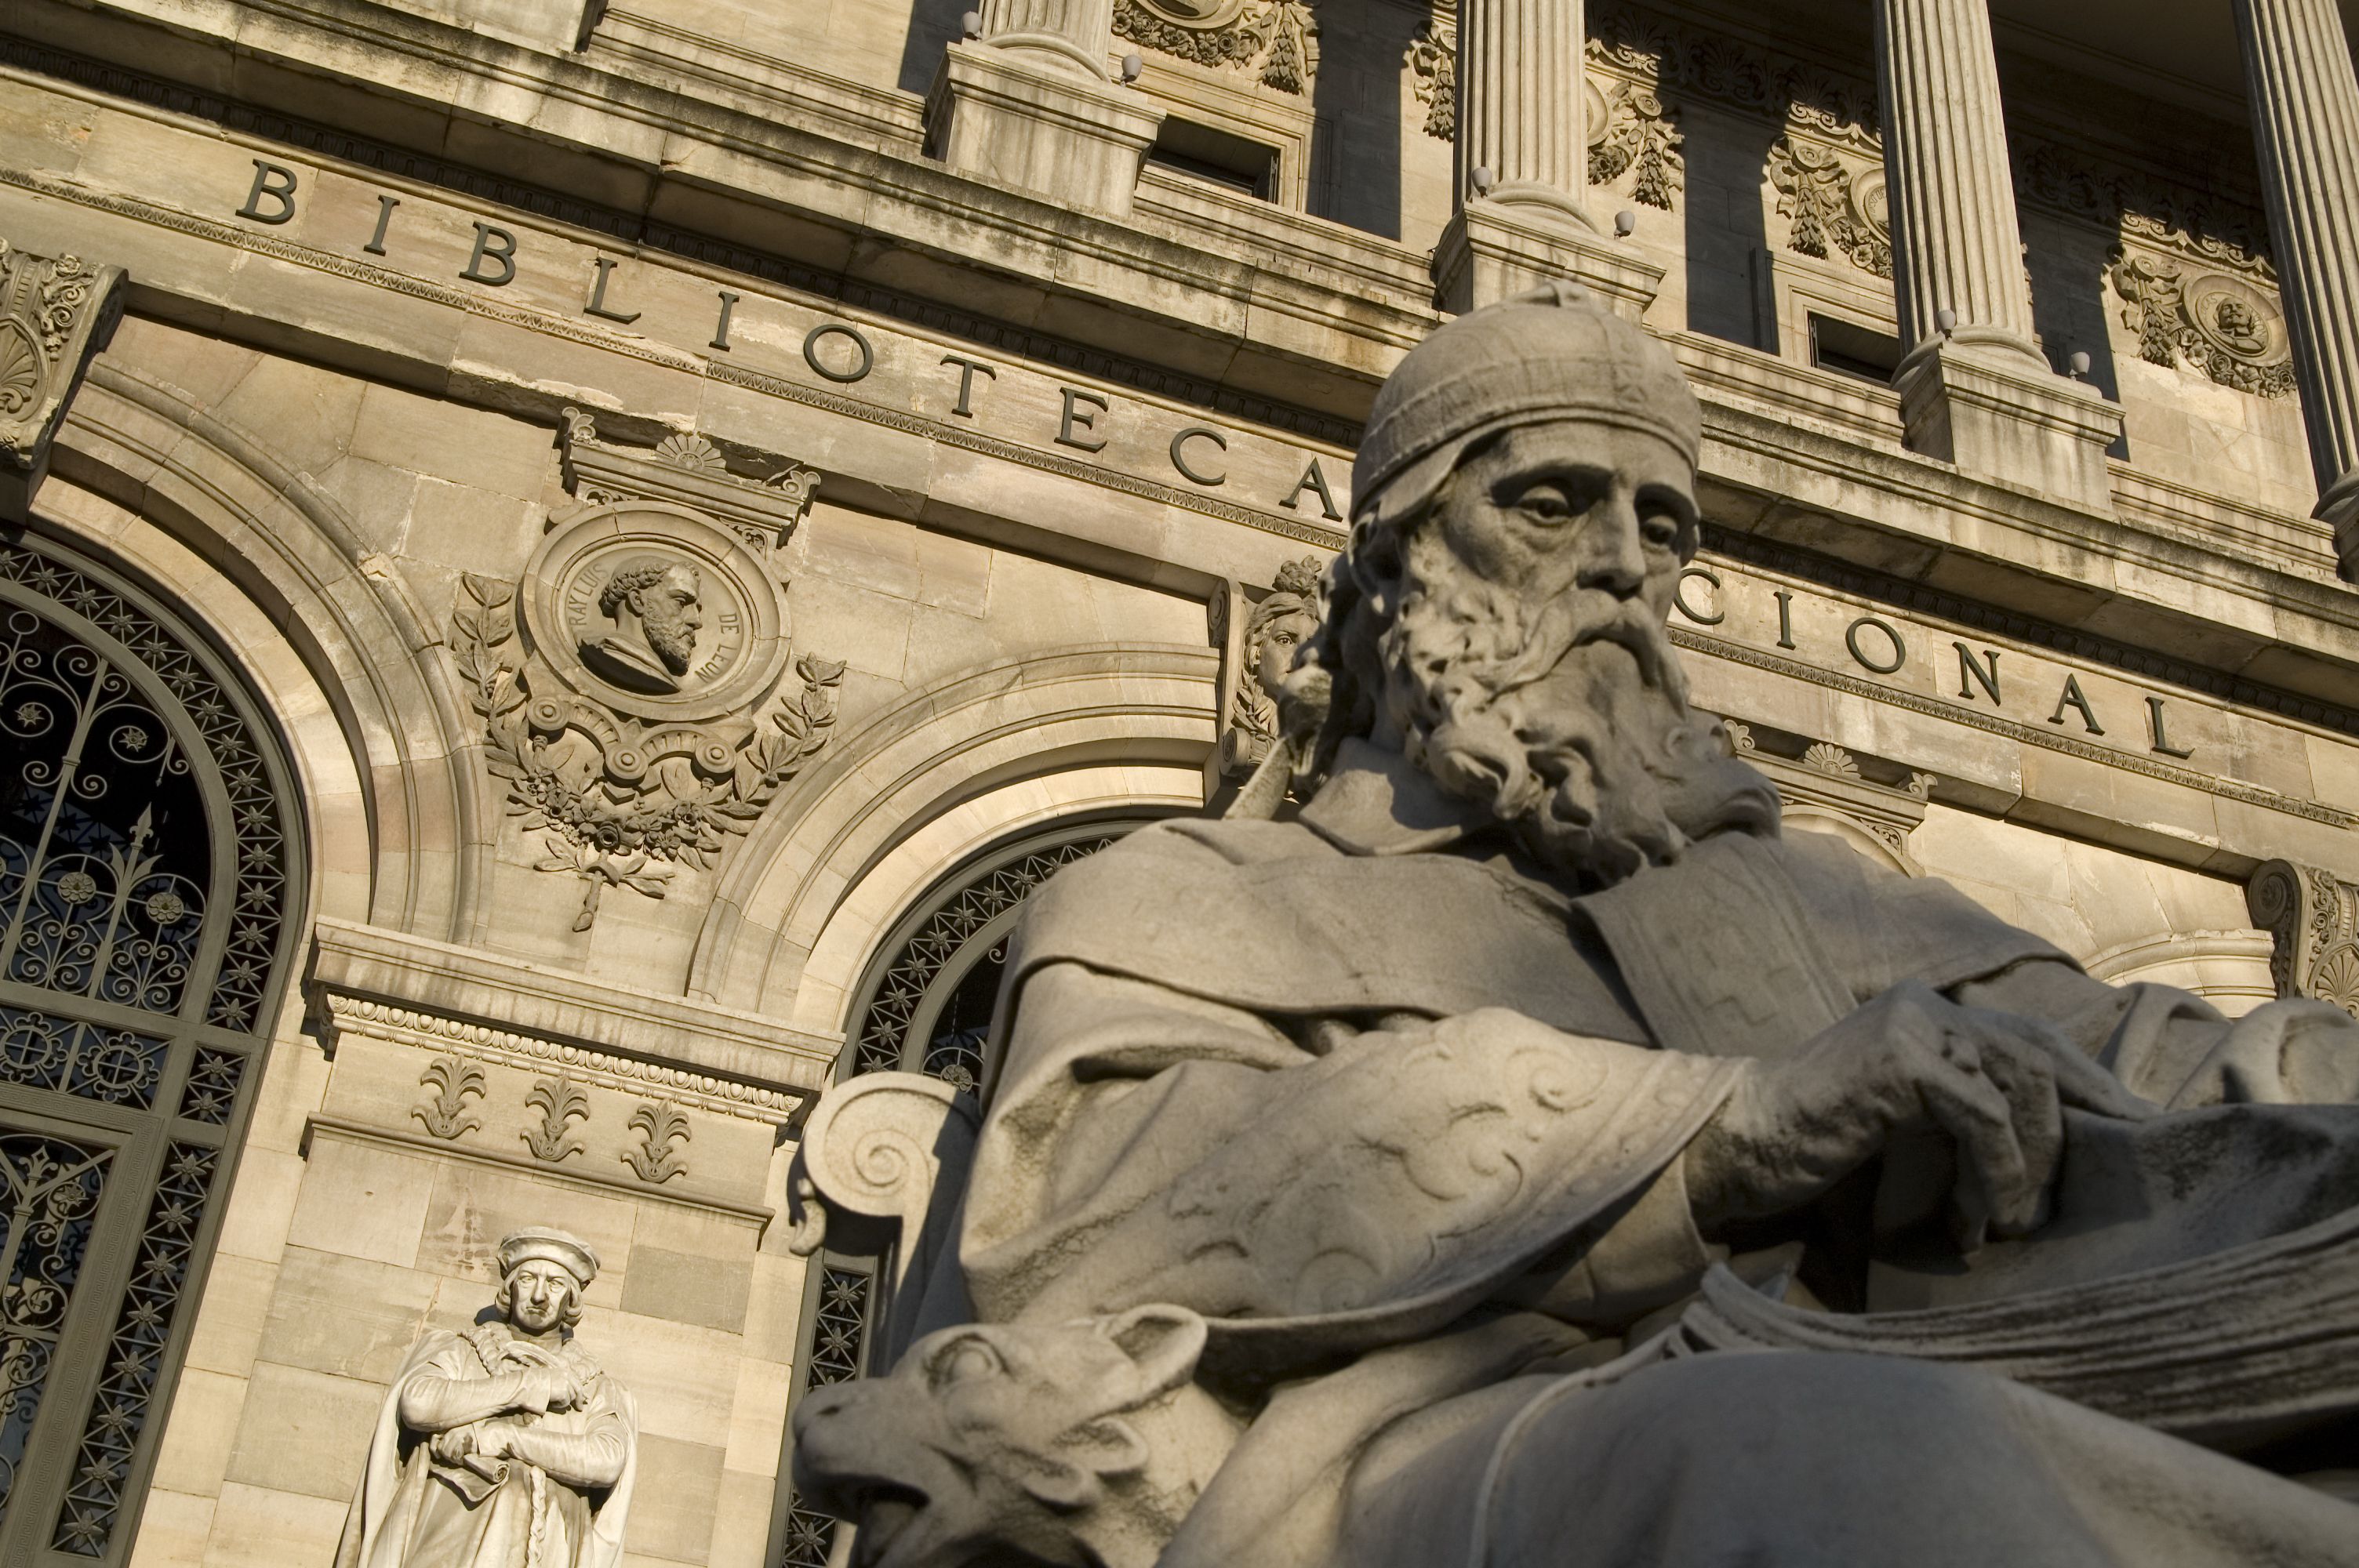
[523,501,789,724]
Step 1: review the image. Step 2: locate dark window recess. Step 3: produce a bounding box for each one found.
[1147,117,1278,201]
[1810,314,1904,384]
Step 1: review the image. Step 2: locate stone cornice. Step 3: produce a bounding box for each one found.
[307,916,841,1112]
[5,8,2357,697]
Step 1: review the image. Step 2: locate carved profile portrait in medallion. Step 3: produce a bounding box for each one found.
[577,557,705,695]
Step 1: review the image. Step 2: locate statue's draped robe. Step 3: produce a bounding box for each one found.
[954,741,2359,1566]
[335,1323,636,1568]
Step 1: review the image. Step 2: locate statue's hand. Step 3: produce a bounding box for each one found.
[430,1425,478,1465]
[1684,981,2141,1252]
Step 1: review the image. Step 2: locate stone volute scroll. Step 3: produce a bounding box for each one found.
[336,1226,638,1568]
[449,411,846,930]
[2249,859,2359,1019]
[787,1073,981,1367]
[0,234,125,523]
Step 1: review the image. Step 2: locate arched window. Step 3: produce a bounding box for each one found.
[770,815,1164,1568]
[0,530,300,1564]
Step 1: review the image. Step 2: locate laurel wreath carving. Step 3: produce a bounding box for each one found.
[452,572,847,929]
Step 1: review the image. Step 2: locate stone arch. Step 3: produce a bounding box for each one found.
[685,644,1219,1022]
[2083,930,2281,1017]
[47,363,485,942]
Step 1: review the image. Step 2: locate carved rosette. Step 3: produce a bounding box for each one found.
[1768,136,1892,279]
[2111,253,2298,400]
[1114,0,1318,93]
[451,412,846,929]
[2248,861,2359,1019]
[0,235,126,517]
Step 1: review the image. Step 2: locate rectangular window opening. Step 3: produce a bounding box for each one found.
[1146,116,1278,201]
[1809,314,1903,384]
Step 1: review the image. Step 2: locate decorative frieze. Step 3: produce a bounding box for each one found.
[0,234,125,521]
[321,993,803,1123]
[453,410,847,930]
[1114,0,1318,92]
[2248,862,2359,1020]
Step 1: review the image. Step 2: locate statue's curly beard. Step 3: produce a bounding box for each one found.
[1377,528,1737,887]
[643,612,697,676]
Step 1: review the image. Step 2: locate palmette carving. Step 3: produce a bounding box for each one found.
[621,1100,691,1184]
[413,1055,488,1140]
[522,1074,590,1163]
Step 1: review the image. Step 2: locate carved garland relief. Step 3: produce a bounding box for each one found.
[1114,0,1319,93]
[451,412,846,929]
[2110,253,2296,401]
[1767,136,1892,279]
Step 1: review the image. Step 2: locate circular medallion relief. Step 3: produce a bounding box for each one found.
[522,502,788,724]
[1132,0,1249,25]
[2182,274,2288,368]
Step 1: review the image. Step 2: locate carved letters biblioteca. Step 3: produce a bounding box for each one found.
[451,411,846,930]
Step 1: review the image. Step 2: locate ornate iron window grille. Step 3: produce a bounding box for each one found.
[0,531,300,1566]
[769,817,1159,1568]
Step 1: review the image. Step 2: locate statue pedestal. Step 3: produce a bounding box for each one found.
[1432,198,1665,321]
[1895,336,2123,512]
[926,42,1166,220]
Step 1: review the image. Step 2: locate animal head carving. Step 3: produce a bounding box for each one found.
[791,1305,1210,1568]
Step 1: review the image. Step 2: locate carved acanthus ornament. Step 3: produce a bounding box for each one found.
[2007,136,2295,399]
[453,412,846,930]
[1587,80,1684,211]
[0,234,125,520]
[523,1073,591,1163]
[2110,253,2296,400]
[2248,861,2359,1020]
[1768,136,1892,278]
[1406,6,1454,141]
[1114,0,1318,93]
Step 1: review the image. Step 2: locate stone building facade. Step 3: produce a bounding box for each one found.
[0,0,2355,1564]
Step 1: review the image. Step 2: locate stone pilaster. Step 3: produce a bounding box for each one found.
[0,236,125,523]
[2231,0,2359,582]
[928,0,1165,219]
[1873,0,2121,509]
[1431,0,1664,318]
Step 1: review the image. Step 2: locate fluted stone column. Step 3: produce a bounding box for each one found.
[928,0,1162,217]
[1456,0,1592,229]
[1874,0,2121,509]
[1431,0,1663,318]
[976,0,1119,78]
[2232,0,2359,581]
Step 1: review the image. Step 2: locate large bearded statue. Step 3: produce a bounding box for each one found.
[793,285,2359,1568]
